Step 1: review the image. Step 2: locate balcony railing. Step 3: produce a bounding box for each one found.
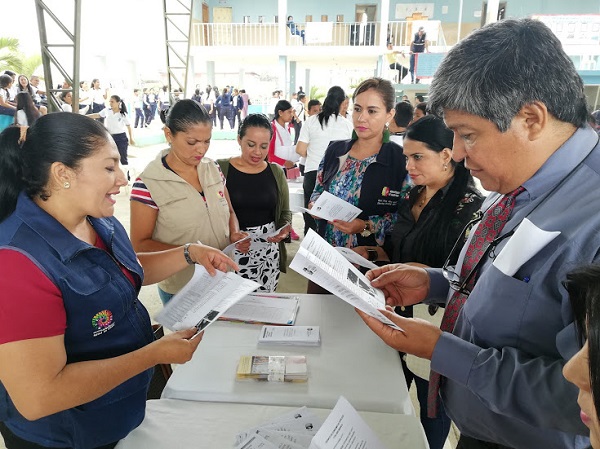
[191,20,446,49]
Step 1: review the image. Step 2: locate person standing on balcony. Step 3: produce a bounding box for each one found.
[287,15,305,45]
[409,26,428,84]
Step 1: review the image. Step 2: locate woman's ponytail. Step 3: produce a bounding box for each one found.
[0,126,26,222]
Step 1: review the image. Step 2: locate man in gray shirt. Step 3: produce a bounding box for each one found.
[357,19,598,449]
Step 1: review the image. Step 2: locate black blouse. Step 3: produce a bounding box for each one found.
[226,164,278,229]
[384,178,484,268]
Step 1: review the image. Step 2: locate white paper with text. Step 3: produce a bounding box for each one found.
[309,396,388,449]
[299,191,362,222]
[335,247,378,270]
[155,265,259,332]
[290,230,401,331]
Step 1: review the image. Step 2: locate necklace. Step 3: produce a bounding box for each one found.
[417,189,435,208]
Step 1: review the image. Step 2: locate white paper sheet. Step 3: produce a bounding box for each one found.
[236,407,323,446]
[223,225,290,256]
[299,191,362,222]
[258,326,321,346]
[335,247,379,270]
[235,434,279,449]
[309,397,388,449]
[154,265,259,332]
[220,294,300,325]
[492,218,560,277]
[223,234,253,257]
[290,230,402,331]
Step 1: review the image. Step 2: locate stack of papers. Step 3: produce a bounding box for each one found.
[258,326,321,346]
[233,397,389,449]
[234,406,322,449]
[220,294,300,325]
[236,355,308,383]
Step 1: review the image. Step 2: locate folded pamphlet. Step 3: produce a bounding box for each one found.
[258,326,321,346]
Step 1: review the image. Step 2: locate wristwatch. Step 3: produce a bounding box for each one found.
[183,243,194,265]
[360,220,372,237]
[366,248,378,262]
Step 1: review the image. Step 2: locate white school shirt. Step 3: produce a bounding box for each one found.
[91,88,106,104]
[15,110,28,126]
[99,108,130,134]
[298,114,354,172]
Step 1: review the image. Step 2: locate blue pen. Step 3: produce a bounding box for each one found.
[523,276,530,283]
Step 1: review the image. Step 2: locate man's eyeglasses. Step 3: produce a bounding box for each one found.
[442,212,515,296]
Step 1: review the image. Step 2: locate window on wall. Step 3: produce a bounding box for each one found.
[336,15,344,22]
[306,15,312,22]
[321,15,328,22]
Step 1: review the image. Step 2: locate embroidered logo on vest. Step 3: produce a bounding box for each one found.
[92,309,115,337]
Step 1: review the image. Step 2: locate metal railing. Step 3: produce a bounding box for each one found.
[191,20,447,49]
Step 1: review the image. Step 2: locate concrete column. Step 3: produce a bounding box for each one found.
[206,60,215,87]
[380,0,390,46]
[279,55,287,95]
[289,61,296,97]
[186,54,195,97]
[376,57,383,78]
[485,0,500,25]
[305,68,310,99]
[457,0,464,42]
[278,0,287,47]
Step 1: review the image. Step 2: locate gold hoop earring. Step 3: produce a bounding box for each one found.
[63,181,71,189]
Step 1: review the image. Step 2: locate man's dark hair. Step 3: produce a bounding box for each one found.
[307,99,321,110]
[393,101,413,128]
[428,19,588,131]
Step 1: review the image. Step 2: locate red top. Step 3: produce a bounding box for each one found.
[0,237,136,345]
[267,121,287,166]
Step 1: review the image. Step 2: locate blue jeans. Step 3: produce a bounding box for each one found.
[414,375,451,449]
[402,356,451,449]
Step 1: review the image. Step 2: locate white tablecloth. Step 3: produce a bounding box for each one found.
[162,294,413,415]
[116,399,429,449]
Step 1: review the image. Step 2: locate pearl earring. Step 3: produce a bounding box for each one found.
[443,164,448,171]
[63,181,71,189]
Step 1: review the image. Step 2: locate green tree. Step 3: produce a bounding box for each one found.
[309,85,325,101]
[0,37,23,74]
[19,54,43,78]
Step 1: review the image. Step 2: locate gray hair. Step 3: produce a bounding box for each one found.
[428,19,588,132]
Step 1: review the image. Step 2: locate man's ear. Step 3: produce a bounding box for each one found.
[517,101,548,141]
